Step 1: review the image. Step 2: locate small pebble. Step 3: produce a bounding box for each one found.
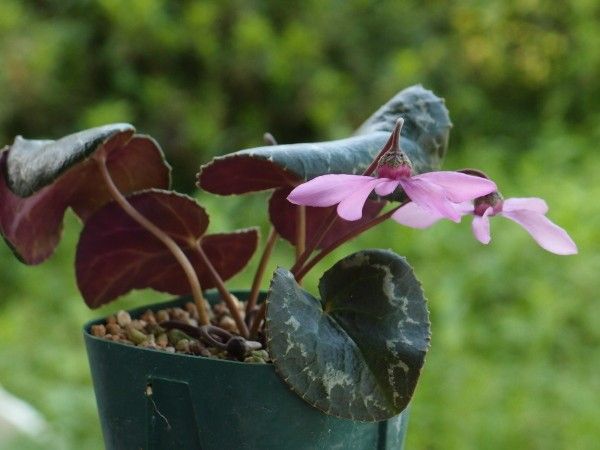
[189,341,210,357]
[126,325,148,345]
[213,303,228,317]
[145,323,164,336]
[156,333,168,348]
[140,310,157,325]
[175,339,190,353]
[244,356,266,364]
[91,324,106,337]
[106,323,122,336]
[171,309,191,323]
[184,302,199,319]
[156,310,170,323]
[167,329,191,346]
[218,316,237,333]
[140,341,158,349]
[116,310,132,327]
[130,320,147,331]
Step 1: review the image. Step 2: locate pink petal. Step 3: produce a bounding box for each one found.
[287,174,375,207]
[391,202,446,228]
[502,197,548,214]
[500,210,578,255]
[414,171,497,202]
[455,201,476,215]
[399,177,462,222]
[337,178,382,221]
[471,207,492,244]
[374,179,401,197]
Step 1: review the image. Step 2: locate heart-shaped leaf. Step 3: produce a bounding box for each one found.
[268,187,385,249]
[0,125,171,264]
[266,249,430,421]
[356,83,451,161]
[6,123,135,196]
[76,190,258,308]
[197,85,451,195]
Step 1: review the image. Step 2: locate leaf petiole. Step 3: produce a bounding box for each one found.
[93,153,211,325]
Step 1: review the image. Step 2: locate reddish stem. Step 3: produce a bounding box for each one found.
[295,205,306,262]
[249,303,266,340]
[290,208,337,275]
[94,154,210,325]
[294,202,407,282]
[194,244,250,338]
[246,227,278,317]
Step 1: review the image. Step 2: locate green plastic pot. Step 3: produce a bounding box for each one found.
[84,292,409,450]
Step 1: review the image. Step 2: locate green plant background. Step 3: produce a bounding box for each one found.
[0,1,598,449]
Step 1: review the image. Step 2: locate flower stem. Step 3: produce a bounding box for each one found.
[294,203,406,282]
[295,205,306,262]
[194,244,250,338]
[249,303,266,340]
[290,208,337,275]
[94,154,210,326]
[246,227,278,317]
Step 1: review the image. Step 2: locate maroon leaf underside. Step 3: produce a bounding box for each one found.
[0,152,68,264]
[197,154,301,195]
[76,190,258,308]
[0,134,170,264]
[269,187,386,249]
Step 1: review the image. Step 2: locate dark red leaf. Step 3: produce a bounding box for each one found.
[268,187,385,249]
[0,151,68,264]
[197,154,300,195]
[0,128,170,264]
[69,134,171,220]
[76,190,258,308]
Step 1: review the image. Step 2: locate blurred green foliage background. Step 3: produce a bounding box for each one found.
[0,0,598,448]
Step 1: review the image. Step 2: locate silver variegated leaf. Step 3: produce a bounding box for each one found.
[266,249,430,421]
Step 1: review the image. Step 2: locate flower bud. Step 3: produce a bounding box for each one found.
[375,118,413,179]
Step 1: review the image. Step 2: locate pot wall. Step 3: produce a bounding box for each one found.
[84,293,409,450]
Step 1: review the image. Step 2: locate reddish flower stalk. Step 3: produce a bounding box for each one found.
[293,202,407,282]
[246,227,278,318]
[295,205,306,261]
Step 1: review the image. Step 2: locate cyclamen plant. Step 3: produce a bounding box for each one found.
[0,86,576,422]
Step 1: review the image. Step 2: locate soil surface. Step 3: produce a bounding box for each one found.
[90,298,270,363]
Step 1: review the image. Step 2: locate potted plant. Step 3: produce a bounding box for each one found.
[0,85,576,450]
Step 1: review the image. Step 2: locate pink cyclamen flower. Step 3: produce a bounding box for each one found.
[287,119,497,222]
[392,191,578,255]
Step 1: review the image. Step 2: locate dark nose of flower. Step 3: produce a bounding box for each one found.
[474,191,503,216]
[376,118,413,179]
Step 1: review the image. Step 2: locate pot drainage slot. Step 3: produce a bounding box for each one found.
[145,377,204,450]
